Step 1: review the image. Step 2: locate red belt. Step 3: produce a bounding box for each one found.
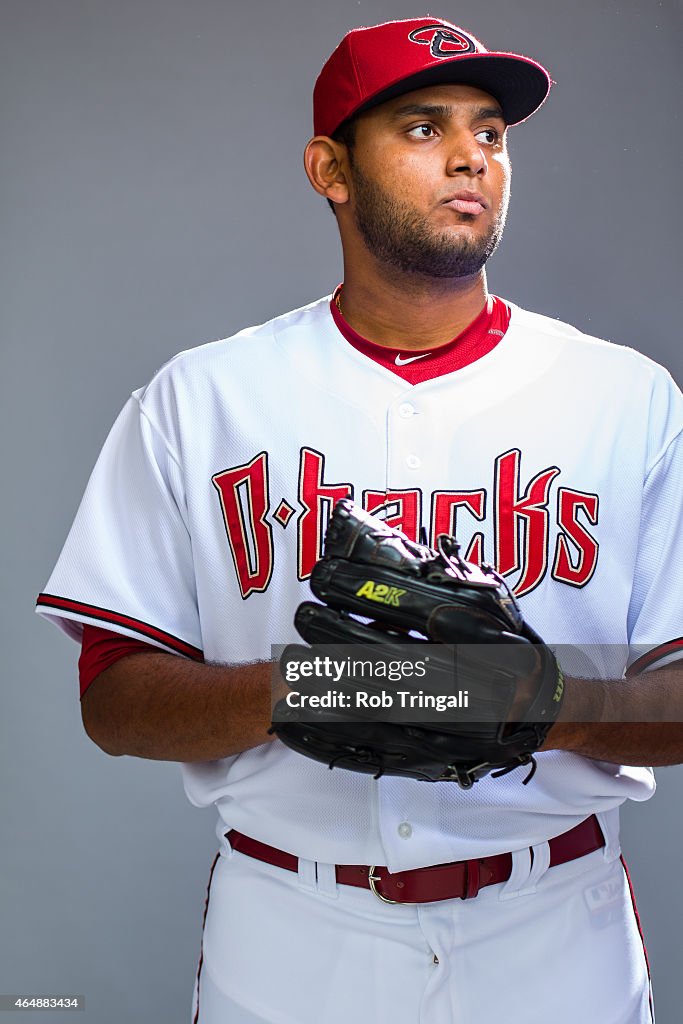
[226,815,604,905]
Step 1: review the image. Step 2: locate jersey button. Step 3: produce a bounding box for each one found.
[406,454,421,470]
[397,822,413,839]
[398,402,415,418]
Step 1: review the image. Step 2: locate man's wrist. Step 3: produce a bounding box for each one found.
[540,675,607,752]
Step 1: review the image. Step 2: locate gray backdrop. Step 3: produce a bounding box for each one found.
[2,1,682,1021]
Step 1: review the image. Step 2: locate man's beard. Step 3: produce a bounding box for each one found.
[349,163,508,279]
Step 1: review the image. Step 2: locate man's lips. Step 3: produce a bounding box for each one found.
[442,191,489,216]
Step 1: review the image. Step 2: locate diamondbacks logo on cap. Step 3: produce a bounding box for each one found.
[408,24,476,59]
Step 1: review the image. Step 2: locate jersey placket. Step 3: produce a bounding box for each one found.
[377,389,428,863]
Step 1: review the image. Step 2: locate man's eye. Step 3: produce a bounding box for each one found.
[407,124,437,139]
[475,128,499,145]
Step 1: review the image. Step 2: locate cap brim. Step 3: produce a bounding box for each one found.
[353,53,551,127]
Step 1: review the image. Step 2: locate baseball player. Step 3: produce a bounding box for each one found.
[36,17,683,1024]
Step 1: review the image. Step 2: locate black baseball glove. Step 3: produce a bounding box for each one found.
[270,499,565,788]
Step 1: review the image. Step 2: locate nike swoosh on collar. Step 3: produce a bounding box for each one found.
[395,351,432,366]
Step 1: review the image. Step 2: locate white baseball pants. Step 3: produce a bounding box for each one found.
[191,832,653,1024]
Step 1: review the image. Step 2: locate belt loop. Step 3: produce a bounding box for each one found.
[499,847,533,901]
[297,857,318,893]
[315,861,339,899]
[525,840,551,892]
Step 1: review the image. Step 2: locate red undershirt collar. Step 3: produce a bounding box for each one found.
[329,287,511,385]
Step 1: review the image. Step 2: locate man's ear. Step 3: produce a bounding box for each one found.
[303,137,350,207]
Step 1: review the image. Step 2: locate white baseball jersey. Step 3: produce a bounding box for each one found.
[37,295,683,871]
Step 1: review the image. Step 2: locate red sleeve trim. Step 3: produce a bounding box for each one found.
[79,625,164,698]
[36,593,204,660]
[626,638,683,677]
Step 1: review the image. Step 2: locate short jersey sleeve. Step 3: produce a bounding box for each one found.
[36,392,203,660]
[627,425,683,674]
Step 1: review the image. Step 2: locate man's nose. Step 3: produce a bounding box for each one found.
[445,131,488,177]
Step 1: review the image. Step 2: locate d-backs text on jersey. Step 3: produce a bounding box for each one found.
[212,447,599,600]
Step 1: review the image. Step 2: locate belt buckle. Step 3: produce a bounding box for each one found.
[368,866,416,905]
[369,859,482,904]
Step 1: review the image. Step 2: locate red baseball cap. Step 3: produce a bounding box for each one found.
[313,17,552,137]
